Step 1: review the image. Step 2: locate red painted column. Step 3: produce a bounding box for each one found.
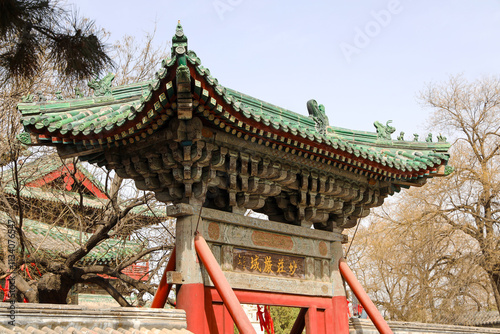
[305,306,318,333]
[330,240,350,334]
[177,283,207,334]
[339,258,393,334]
[332,296,349,334]
[324,307,334,334]
[151,247,176,308]
[204,288,220,334]
[223,305,234,334]
[318,309,327,334]
[194,234,256,334]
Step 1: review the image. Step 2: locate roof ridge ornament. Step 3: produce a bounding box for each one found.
[437,134,447,142]
[176,64,192,119]
[374,120,395,140]
[307,99,329,135]
[88,72,115,97]
[22,93,33,102]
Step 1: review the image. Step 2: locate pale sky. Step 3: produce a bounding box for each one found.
[70,1,500,138]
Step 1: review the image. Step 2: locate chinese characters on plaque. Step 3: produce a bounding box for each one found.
[233,248,305,279]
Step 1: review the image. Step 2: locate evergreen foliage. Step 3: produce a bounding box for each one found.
[270,306,301,334]
[0,0,112,83]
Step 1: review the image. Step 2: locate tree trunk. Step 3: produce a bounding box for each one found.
[490,272,500,313]
[15,275,38,303]
[37,273,73,304]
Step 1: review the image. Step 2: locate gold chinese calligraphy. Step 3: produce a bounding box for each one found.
[233,248,305,278]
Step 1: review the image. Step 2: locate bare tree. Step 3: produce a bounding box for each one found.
[346,75,500,322]
[419,75,500,312]
[347,200,494,323]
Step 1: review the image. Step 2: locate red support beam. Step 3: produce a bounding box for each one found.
[207,288,336,334]
[151,247,176,308]
[339,258,393,334]
[207,287,332,309]
[194,234,256,334]
[305,306,318,333]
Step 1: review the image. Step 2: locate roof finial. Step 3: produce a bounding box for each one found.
[172,21,188,57]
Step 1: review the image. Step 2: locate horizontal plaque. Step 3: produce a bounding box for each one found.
[233,248,305,279]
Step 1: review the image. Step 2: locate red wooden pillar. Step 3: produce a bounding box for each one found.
[332,295,350,334]
[177,283,207,334]
[318,309,326,334]
[204,288,220,334]
[203,295,234,334]
[324,306,334,334]
[305,306,318,333]
[223,304,234,334]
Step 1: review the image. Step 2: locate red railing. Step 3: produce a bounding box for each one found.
[122,262,150,280]
[98,262,150,281]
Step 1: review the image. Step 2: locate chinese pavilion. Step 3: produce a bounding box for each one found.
[17,23,450,334]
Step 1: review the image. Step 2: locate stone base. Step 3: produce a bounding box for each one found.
[0,302,188,332]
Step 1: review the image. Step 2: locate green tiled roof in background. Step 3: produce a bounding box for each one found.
[0,211,143,264]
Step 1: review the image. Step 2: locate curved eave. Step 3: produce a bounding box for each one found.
[18,58,179,158]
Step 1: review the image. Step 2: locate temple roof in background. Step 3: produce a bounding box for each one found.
[1,154,167,219]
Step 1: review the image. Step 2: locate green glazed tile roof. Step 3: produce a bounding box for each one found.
[0,211,144,264]
[17,23,450,184]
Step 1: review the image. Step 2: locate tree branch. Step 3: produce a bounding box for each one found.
[115,244,172,272]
